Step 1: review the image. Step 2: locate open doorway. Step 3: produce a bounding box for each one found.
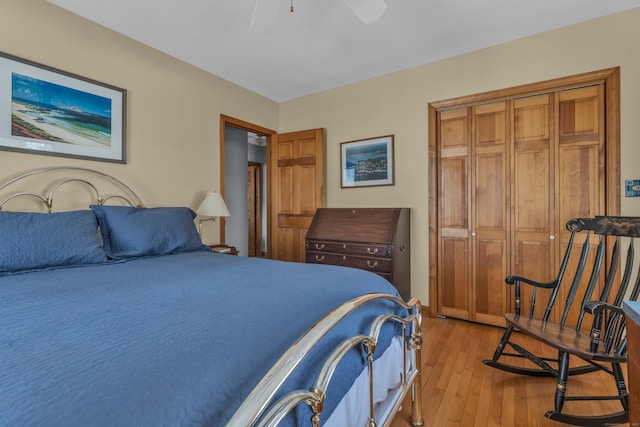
[220,115,275,258]
[220,115,325,262]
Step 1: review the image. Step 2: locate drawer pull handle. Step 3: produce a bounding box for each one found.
[315,243,325,250]
[315,255,325,262]
[366,260,378,268]
[367,247,379,255]
[399,245,407,253]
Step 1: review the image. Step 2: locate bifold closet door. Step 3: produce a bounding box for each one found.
[510,85,605,323]
[438,107,472,321]
[471,101,510,326]
[438,101,510,327]
[510,93,556,319]
[437,85,605,327]
[554,84,606,326]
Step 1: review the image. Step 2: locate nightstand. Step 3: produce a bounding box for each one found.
[209,244,239,255]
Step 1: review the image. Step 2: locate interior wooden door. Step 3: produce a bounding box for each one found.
[269,128,325,262]
[248,161,262,257]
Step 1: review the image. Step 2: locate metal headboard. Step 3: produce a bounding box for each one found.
[0,167,145,212]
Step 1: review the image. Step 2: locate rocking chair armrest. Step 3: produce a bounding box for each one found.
[584,301,624,317]
[584,301,625,353]
[505,275,558,289]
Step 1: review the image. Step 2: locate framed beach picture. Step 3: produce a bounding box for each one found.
[0,52,126,163]
[341,135,394,188]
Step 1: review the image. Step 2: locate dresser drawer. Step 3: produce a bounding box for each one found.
[306,252,391,273]
[344,255,391,273]
[306,239,391,258]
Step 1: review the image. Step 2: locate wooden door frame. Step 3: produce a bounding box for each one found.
[428,67,620,318]
[220,114,276,255]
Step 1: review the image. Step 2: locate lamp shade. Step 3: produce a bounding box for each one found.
[196,192,230,217]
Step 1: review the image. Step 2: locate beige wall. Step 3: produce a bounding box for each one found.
[0,0,279,245]
[279,7,640,305]
[3,2,640,306]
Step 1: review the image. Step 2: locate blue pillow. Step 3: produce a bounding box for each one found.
[0,210,108,275]
[90,205,206,259]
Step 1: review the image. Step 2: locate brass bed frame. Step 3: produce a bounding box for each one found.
[0,166,424,427]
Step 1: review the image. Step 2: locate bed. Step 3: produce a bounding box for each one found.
[0,167,424,427]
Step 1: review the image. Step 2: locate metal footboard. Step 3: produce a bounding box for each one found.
[228,293,424,427]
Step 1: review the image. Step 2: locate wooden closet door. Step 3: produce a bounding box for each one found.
[436,87,605,325]
[472,101,510,326]
[554,85,606,326]
[438,108,472,320]
[438,102,510,326]
[510,86,605,323]
[511,94,556,318]
[430,69,619,326]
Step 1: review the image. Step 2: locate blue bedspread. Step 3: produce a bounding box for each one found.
[0,251,404,426]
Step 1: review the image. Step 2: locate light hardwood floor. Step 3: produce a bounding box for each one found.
[391,317,629,427]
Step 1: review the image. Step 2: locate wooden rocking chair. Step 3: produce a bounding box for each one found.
[483,216,640,426]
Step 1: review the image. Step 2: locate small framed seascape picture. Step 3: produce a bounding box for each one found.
[340,135,394,188]
[0,52,126,163]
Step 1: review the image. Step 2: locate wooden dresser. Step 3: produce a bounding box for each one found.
[305,208,410,300]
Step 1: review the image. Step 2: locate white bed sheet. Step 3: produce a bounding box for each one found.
[325,335,411,426]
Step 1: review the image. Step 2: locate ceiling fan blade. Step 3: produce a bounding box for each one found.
[342,0,388,24]
[250,0,285,34]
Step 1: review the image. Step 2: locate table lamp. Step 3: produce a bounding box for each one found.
[196,191,230,237]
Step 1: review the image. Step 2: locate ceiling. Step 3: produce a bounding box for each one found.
[48,0,640,103]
